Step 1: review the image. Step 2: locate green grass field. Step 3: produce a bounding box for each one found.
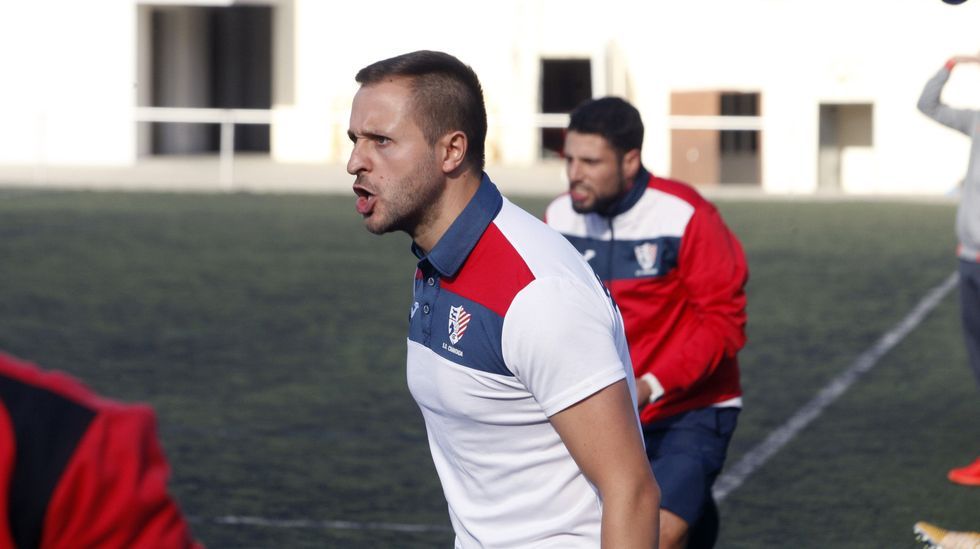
[0,189,977,548]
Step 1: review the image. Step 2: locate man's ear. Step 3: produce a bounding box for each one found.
[622,148,641,180]
[439,131,468,174]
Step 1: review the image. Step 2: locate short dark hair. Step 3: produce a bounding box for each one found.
[355,50,487,172]
[567,97,644,155]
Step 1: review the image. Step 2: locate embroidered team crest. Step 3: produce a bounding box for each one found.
[634,242,658,271]
[448,305,472,345]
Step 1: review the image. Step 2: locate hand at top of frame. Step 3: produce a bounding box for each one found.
[949,55,980,66]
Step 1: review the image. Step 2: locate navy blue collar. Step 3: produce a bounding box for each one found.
[603,166,650,218]
[411,173,503,277]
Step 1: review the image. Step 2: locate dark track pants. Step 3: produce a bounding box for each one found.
[959,259,980,388]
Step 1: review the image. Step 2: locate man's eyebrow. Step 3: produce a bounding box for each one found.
[566,153,601,162]
[348,130,388,142]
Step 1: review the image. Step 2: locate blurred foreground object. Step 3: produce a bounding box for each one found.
[915,521,980,549]
[0,351,203,549]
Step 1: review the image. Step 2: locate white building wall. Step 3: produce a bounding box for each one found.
[279,0,620,167]
[0,0,137,165]
[1,0,979,194]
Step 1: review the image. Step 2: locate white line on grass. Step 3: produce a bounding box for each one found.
[207,515,452,533]
[713,271,959,503]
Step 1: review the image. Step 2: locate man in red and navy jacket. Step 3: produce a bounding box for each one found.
[0,350,203,549]
[546,97,748,549]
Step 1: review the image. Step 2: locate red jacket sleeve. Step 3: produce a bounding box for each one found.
[40,401,203,549]
[649,203,748,395]
[0,403,16,549]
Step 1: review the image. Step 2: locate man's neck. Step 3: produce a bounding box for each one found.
[413,170,483,254]
[598,166,647,218]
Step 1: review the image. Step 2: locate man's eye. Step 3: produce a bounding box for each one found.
[375,136,390,145]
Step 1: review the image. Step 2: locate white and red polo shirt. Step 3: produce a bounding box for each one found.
[407,174,636,548]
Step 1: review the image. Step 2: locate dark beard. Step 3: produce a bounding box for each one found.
[572,174,629,216]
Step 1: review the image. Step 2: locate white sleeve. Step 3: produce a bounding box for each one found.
[502,276,629,417]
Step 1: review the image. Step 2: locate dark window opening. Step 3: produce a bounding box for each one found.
[539,59,592,158]
[541,59,592,113]
[541,128,566,159]
[719,92,759,155]
[149,5,272,155]
[818,103,874,190]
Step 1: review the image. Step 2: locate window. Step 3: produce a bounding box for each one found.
[539,59,592,159]
[719,92,759,155]
[669,90,761,185]
[144,4,273,155]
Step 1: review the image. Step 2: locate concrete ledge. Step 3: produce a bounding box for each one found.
[0,157,957,204]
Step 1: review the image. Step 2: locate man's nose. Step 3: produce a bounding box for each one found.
[567,159,582,182]
[347,141,367,175]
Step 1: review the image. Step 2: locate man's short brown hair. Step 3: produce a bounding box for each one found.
[356,50,487,172]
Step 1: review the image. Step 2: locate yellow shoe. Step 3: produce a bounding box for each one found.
[915,521,980,549]
[917,522,951,548]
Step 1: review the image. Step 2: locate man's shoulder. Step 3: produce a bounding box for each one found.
[645,175,711,211]
[450,199,587,317]
[493,200,602,295]
[448,221,535,319]
[496,199,595,276]
[0,352,102,411]
[0,352,155,422]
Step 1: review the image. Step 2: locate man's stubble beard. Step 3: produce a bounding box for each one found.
[369,156,445,238]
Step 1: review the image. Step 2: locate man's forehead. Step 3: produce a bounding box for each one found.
[564,131,616,156]
[350,79,416,129]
